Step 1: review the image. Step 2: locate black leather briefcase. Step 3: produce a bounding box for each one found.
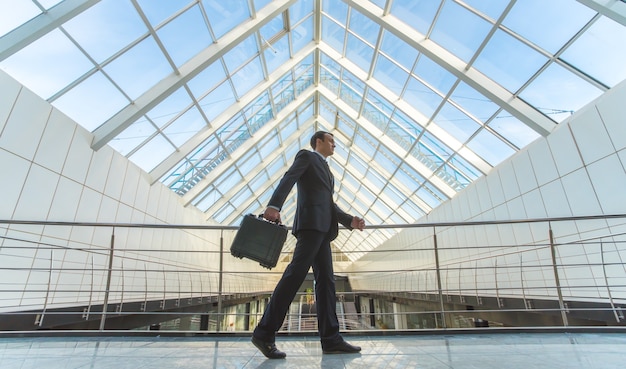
[230,213,288,269]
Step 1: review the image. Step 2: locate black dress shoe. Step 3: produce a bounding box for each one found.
[251,336,286,359]
[322,340,361,354]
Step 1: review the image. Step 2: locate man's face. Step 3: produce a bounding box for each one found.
[317,133,335,157]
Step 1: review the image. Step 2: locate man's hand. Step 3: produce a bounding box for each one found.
[264,207,281,223]
[351,216,365,231]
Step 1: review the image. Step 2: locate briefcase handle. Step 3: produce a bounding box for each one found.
[257,213,283,226]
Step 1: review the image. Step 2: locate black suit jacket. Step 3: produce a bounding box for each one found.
[268,149,353,240]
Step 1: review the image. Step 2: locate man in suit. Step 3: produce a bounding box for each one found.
[251,130,366,359]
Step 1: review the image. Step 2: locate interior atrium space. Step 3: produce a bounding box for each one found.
[1,0,626,367]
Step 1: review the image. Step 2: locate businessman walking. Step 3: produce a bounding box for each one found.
[251,130,365,359]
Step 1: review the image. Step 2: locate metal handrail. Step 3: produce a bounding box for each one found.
[0,214,625,333]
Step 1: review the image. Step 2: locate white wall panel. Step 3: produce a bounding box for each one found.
[528,139,559,187]
[560,168,601,215]
[85,145,113,193]
[0,87,49,161]
[33,110,74,173]
[0,71,21,133]
[75,186,102,223]
[547,125,583,178]
[512,151,538,195]
[498,162,521,201]
[597,82,626,151]
[570,106,614,165]
[104,153,128,202]
[539,179,572,217]
[120,162,140,207]
[14,164,58,220]
[521,188,546,219]
[62,129,92,184]
[587,153,626,214]
[48,176,82,221]
[0,149,29,219]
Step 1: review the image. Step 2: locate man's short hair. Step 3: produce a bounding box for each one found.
[311,130,332,149]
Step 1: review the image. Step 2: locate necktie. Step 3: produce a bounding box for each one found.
[323,160,334,189]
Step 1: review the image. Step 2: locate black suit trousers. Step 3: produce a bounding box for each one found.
[253,230,342,345]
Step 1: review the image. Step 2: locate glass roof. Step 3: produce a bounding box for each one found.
[2,0,625,262]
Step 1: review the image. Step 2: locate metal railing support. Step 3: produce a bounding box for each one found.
[548,224,569,326]
[433,227,446,328]
[217,229,224,332]
[99,227,115,331]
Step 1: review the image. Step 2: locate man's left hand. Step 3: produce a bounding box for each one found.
[351,216,365,231]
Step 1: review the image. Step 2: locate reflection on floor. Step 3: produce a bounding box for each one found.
[0,332,625,368]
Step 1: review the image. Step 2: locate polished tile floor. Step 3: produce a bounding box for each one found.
[0,332,625,368]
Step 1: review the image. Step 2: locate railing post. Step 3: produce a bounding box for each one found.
[548,223,568,326]
[217,229,224,332]
[433,227,446,328]
[99,227,115,331]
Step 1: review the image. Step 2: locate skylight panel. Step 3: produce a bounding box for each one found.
[109,118,155,157]
[1,29,92,99]
[292,16,314,54]
[198,81,237,122]
[187,60,228,97]
[63,0,146,64]
[128,133,175,172]
[52,71,128,132]
[462,0,509,20]
[254,0,273,12]
[503,0,595,54]
[389,0,440,35]
[163,107,206,147]
[155,5,212,67]
[348,8,379,46]
[289,0,313,24]
[345,33,374,72]
[488,112,541,149]
[466,128,516,166]
[450,82,499,123]
[417,184,444,209]
[433,102,481,143]
[561,16,626,88]
[237,149,262,176]
[473,29,549,94]
[321,15,346,53]
[146,87,193,128]
[413,55,457,96]
[260,12,286,42]
[379,30,418,70]
[264,34,291,74]
[104,36,172,100]
[322,0,348,23]
[230,56,264,97]
[403,76,443,119]
[0,1,40,36]
[373,54,409,97]
[203,0,251,39]
[223,34,259,70]
[135,0,190,25]
[430,0,493,63]
[519,63,603,123]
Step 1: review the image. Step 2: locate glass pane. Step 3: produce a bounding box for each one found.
[503,0,594,54]
[561,16,626,88]
[473,29,548,93]
[519,63,602,123]
[203,0,251,39]
[466,128,515,166]
[430,1,492,62]
[156,5,212,67]
[390,0,441,35]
